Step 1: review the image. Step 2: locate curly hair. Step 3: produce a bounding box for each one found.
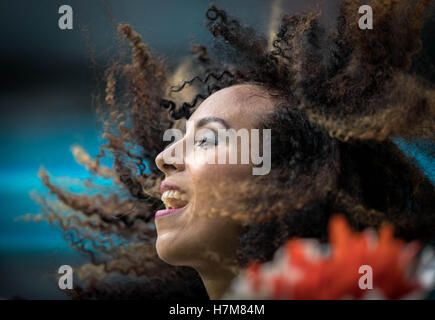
[29,0,435,299]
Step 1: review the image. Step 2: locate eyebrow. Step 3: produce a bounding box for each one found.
[196,116,231,129]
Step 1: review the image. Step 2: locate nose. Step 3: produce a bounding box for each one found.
[155,139,185,175]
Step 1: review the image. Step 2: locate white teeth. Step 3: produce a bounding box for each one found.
[160,189,189,202]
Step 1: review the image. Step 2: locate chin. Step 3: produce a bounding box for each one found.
[155,236,185,266]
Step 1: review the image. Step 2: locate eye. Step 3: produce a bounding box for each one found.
[195,137,210,147]
[194,130,217,148]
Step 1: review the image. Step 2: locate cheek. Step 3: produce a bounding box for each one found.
[189,161,252,187]
[190,164,252,182]
[187,145,253,182]
[188,160,253,217]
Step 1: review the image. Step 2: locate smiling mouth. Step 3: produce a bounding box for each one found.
[161,190,189,210]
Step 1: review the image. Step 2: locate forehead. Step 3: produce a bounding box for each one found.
[189,84,276,129]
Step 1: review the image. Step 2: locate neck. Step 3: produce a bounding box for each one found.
[196,264,240,300]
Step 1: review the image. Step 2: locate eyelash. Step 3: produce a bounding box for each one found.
[195,136,217,148]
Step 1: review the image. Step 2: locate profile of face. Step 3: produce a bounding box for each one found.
[154,84,276,274]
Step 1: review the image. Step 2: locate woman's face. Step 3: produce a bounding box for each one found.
[154,84,276,270]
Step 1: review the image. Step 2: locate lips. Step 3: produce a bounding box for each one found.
[155,181,189,219]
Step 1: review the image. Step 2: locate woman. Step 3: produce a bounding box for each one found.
[35,0,435,299]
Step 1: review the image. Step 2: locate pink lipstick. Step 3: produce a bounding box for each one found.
[160,181,181,193]
[156,180,189,220]
[155,205,187,219]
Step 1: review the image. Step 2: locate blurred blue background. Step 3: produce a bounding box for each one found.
[0,0,433,299]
